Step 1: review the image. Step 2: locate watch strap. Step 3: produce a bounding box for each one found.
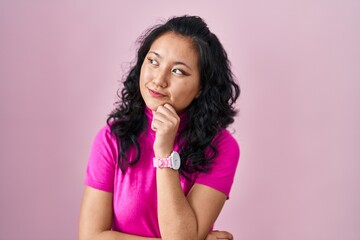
[153,156,172,168]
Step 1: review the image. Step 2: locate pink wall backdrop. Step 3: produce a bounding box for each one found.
[1,0,359,239]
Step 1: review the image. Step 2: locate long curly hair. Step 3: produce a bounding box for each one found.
[107,15,240,174]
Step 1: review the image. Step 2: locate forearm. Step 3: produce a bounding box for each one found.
[156,168,198,240]
[152,105,200,239]
[90,230,160,240]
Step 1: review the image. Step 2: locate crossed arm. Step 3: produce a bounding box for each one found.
[78,182,232,240]
[79,104,234,240]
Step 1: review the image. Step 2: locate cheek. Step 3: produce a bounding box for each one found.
[139,64,145,84]
[176,82,200,101]
[140,65,152,84]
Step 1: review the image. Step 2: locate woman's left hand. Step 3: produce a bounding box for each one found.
[151,104,180,158]
[205,230,234,240]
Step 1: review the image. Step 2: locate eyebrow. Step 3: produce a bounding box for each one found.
[148,51,192,71]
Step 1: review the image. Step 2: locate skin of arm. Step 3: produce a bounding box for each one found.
[79,187,233,240]
[152,104,229,240]
[156,171,227,240]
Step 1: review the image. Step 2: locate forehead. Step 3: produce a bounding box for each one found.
[149,32,199,63]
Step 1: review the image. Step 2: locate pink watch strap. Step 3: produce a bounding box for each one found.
[153,156,172,168]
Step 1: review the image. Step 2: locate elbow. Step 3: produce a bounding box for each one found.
[160,221,198,240]
[79,231,104,240]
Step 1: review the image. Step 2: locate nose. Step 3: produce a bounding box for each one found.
[152,68,168,88]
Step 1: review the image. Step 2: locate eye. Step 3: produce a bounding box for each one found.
[172,68,185,75]
[147,57,159,66]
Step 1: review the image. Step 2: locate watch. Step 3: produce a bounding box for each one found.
[153,151,181,170]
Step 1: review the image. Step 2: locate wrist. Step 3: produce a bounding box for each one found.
[154,151,172,158]
[154,145,173,158]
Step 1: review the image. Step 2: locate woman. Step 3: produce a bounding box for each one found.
[79,15,240,240]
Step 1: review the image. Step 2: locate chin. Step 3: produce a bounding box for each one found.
[144,101,161,111]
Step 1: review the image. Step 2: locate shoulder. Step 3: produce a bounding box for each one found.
[93,123,117,144]
[213,129,240,158]
[90,124,119,162]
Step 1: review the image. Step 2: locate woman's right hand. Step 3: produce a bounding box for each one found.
[206,230,234,240]
[151,104,180,158]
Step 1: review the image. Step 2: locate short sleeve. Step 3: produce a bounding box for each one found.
[195,129,240,199]
[85,125,118,193]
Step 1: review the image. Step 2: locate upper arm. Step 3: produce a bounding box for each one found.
[186,183,227,240]
[79,186,113,240]
[187,130,240,239]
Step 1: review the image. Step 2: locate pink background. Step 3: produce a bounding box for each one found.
[0,0,359,239]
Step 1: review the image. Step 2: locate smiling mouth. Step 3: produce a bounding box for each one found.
[148,89,166,98]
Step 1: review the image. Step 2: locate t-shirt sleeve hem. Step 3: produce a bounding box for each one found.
[194,180,231,199]
[85,179,114,193]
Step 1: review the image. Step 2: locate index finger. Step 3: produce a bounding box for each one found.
[163,103,177,115]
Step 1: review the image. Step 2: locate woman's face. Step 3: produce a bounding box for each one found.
[139,31,201,113]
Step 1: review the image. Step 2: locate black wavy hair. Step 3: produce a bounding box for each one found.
[107,15,240,174]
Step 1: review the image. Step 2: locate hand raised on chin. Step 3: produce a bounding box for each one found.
[151,104,180,158]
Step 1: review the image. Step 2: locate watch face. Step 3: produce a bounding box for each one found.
[171,151,181,170]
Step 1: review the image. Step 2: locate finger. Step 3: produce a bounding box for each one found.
[151,121,156,131]
[151,118,165,131]
[212,230,233,239]
[152,111,170,124]
[163,103,177,115]
[152,113,176,133]
[156,104,177,120]
[151,111,158,131]
[154,106,179,125]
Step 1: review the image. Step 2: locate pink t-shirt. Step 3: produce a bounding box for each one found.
[85,108,240,237]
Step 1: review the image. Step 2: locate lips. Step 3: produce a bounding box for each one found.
[148,88,166,98]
